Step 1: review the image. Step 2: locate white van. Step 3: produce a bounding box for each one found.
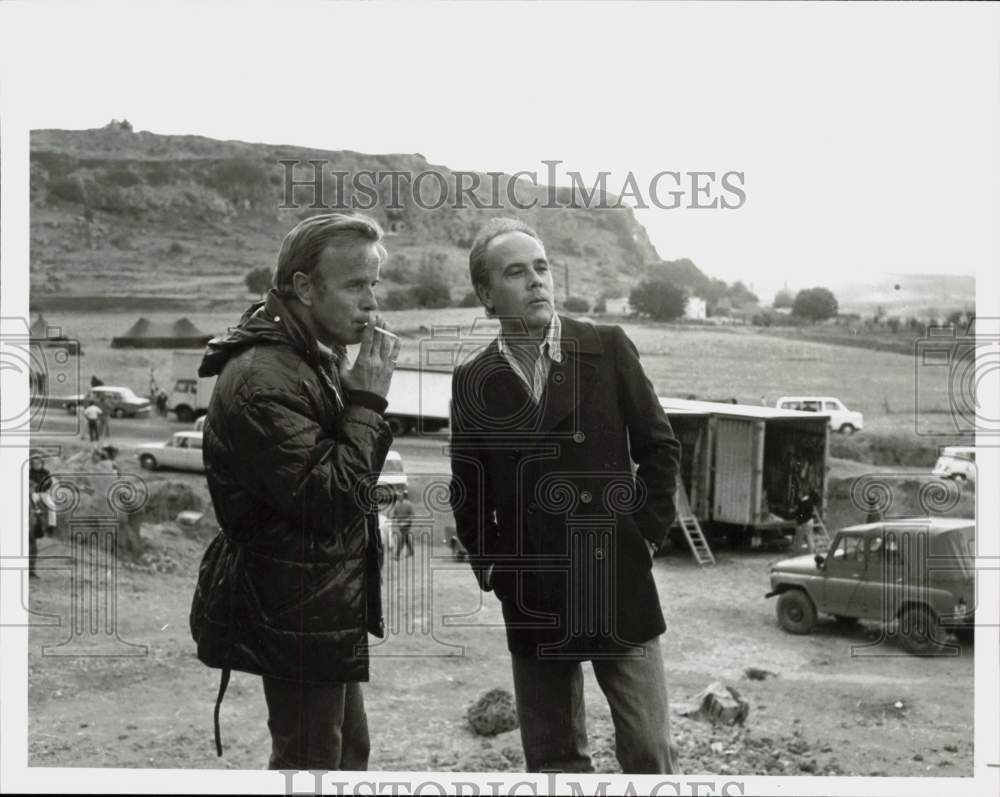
[933,446,976,482]
[775,396,864,434]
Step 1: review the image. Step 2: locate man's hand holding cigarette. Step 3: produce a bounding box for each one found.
[339,314,401,398]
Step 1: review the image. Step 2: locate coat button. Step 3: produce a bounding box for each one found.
[528,501,538,513]
[573,432,586,443]
[581,491,592,504]
[595,548,605,560]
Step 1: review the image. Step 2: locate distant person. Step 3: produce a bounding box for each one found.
[156,389,169,418]
[82,401,102,442]
[27,454,55,579]
[97,397,113,440]
[391,489,415,559]
[792,490,818,553]
[190,212,399,770]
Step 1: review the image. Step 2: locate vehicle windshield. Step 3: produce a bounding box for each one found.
[382,459,404,474]
[943,450,974,462]
[929,526,975,556]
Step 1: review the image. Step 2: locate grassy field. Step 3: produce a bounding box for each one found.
[34,308,964,445]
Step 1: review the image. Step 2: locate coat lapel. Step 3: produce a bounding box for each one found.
[474,340,537,432]
[471,317,604,436]
[536,316,603,433]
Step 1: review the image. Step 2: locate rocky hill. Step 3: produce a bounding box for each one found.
[29,122,674,311]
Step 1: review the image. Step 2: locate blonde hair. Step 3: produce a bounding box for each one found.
[274,213,386,297]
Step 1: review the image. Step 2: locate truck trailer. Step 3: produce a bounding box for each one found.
[660,397,830,543]
[170,352,451,434]
[383,365,451,436]
[169,350,216,423]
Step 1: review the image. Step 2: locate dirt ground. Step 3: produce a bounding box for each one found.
[26,500,974,778]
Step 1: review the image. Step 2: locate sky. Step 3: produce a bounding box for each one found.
[1,1,997,301]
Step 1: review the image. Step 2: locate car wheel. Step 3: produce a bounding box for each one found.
[838,423,856,435]
[139,454,158,471]
[834,614,860,625]
[175,406,195,424]
[387,416,410,437]
[777,590,817,634]
[66,403,77,414]
[952,626,974,646]
[898,605,945,654]
[112,408,125,418]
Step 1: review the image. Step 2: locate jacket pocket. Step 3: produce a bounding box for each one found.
[243,552,345,624]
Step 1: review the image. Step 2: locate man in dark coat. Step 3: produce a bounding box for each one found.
[190,213,400,770]
[449,217,682,773]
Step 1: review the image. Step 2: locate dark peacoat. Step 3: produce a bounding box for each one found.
[449,315,681,658]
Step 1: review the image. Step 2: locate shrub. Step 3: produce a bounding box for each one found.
[629,279,687,321]
[562,295,590,313]
[772,289,794,309]
[106,168,142,188]
[48,176,87,204]
[412,262,451,309]
[381,253,414,283]
[382,289,418,310]
[245,266,273,296]
[828,432,942,468]
[145,163,172,187]
[792,287,839,322]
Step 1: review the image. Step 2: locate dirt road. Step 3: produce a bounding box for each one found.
[27,521,973,776]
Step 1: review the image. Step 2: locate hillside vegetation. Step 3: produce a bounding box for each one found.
[30,124,668,310]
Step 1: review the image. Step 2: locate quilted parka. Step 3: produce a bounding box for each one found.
[190,290,391,704]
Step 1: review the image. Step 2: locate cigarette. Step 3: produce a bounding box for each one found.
[372,326,398,340]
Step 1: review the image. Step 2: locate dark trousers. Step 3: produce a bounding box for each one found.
[87,419,100,441]
[510,636,675,774]
[262,677,370,771]
[394,524,414,558]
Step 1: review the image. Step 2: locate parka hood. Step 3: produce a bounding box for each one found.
[198,290,345,378]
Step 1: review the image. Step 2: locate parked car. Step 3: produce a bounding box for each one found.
[933,446,976,482]
[66,386,151,418]
[137,431,205,473]
[775,396,863,434]
[765,517,975,653]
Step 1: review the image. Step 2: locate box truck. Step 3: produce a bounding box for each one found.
[170,353,450,434]
[169,350,216,423]
[384,365,451,436]
[660,397,830,543]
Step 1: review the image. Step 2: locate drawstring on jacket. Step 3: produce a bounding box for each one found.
[212,534,243,757]
[214,668,231,757]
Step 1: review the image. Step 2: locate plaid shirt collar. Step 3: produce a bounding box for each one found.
[496,313,563,364]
